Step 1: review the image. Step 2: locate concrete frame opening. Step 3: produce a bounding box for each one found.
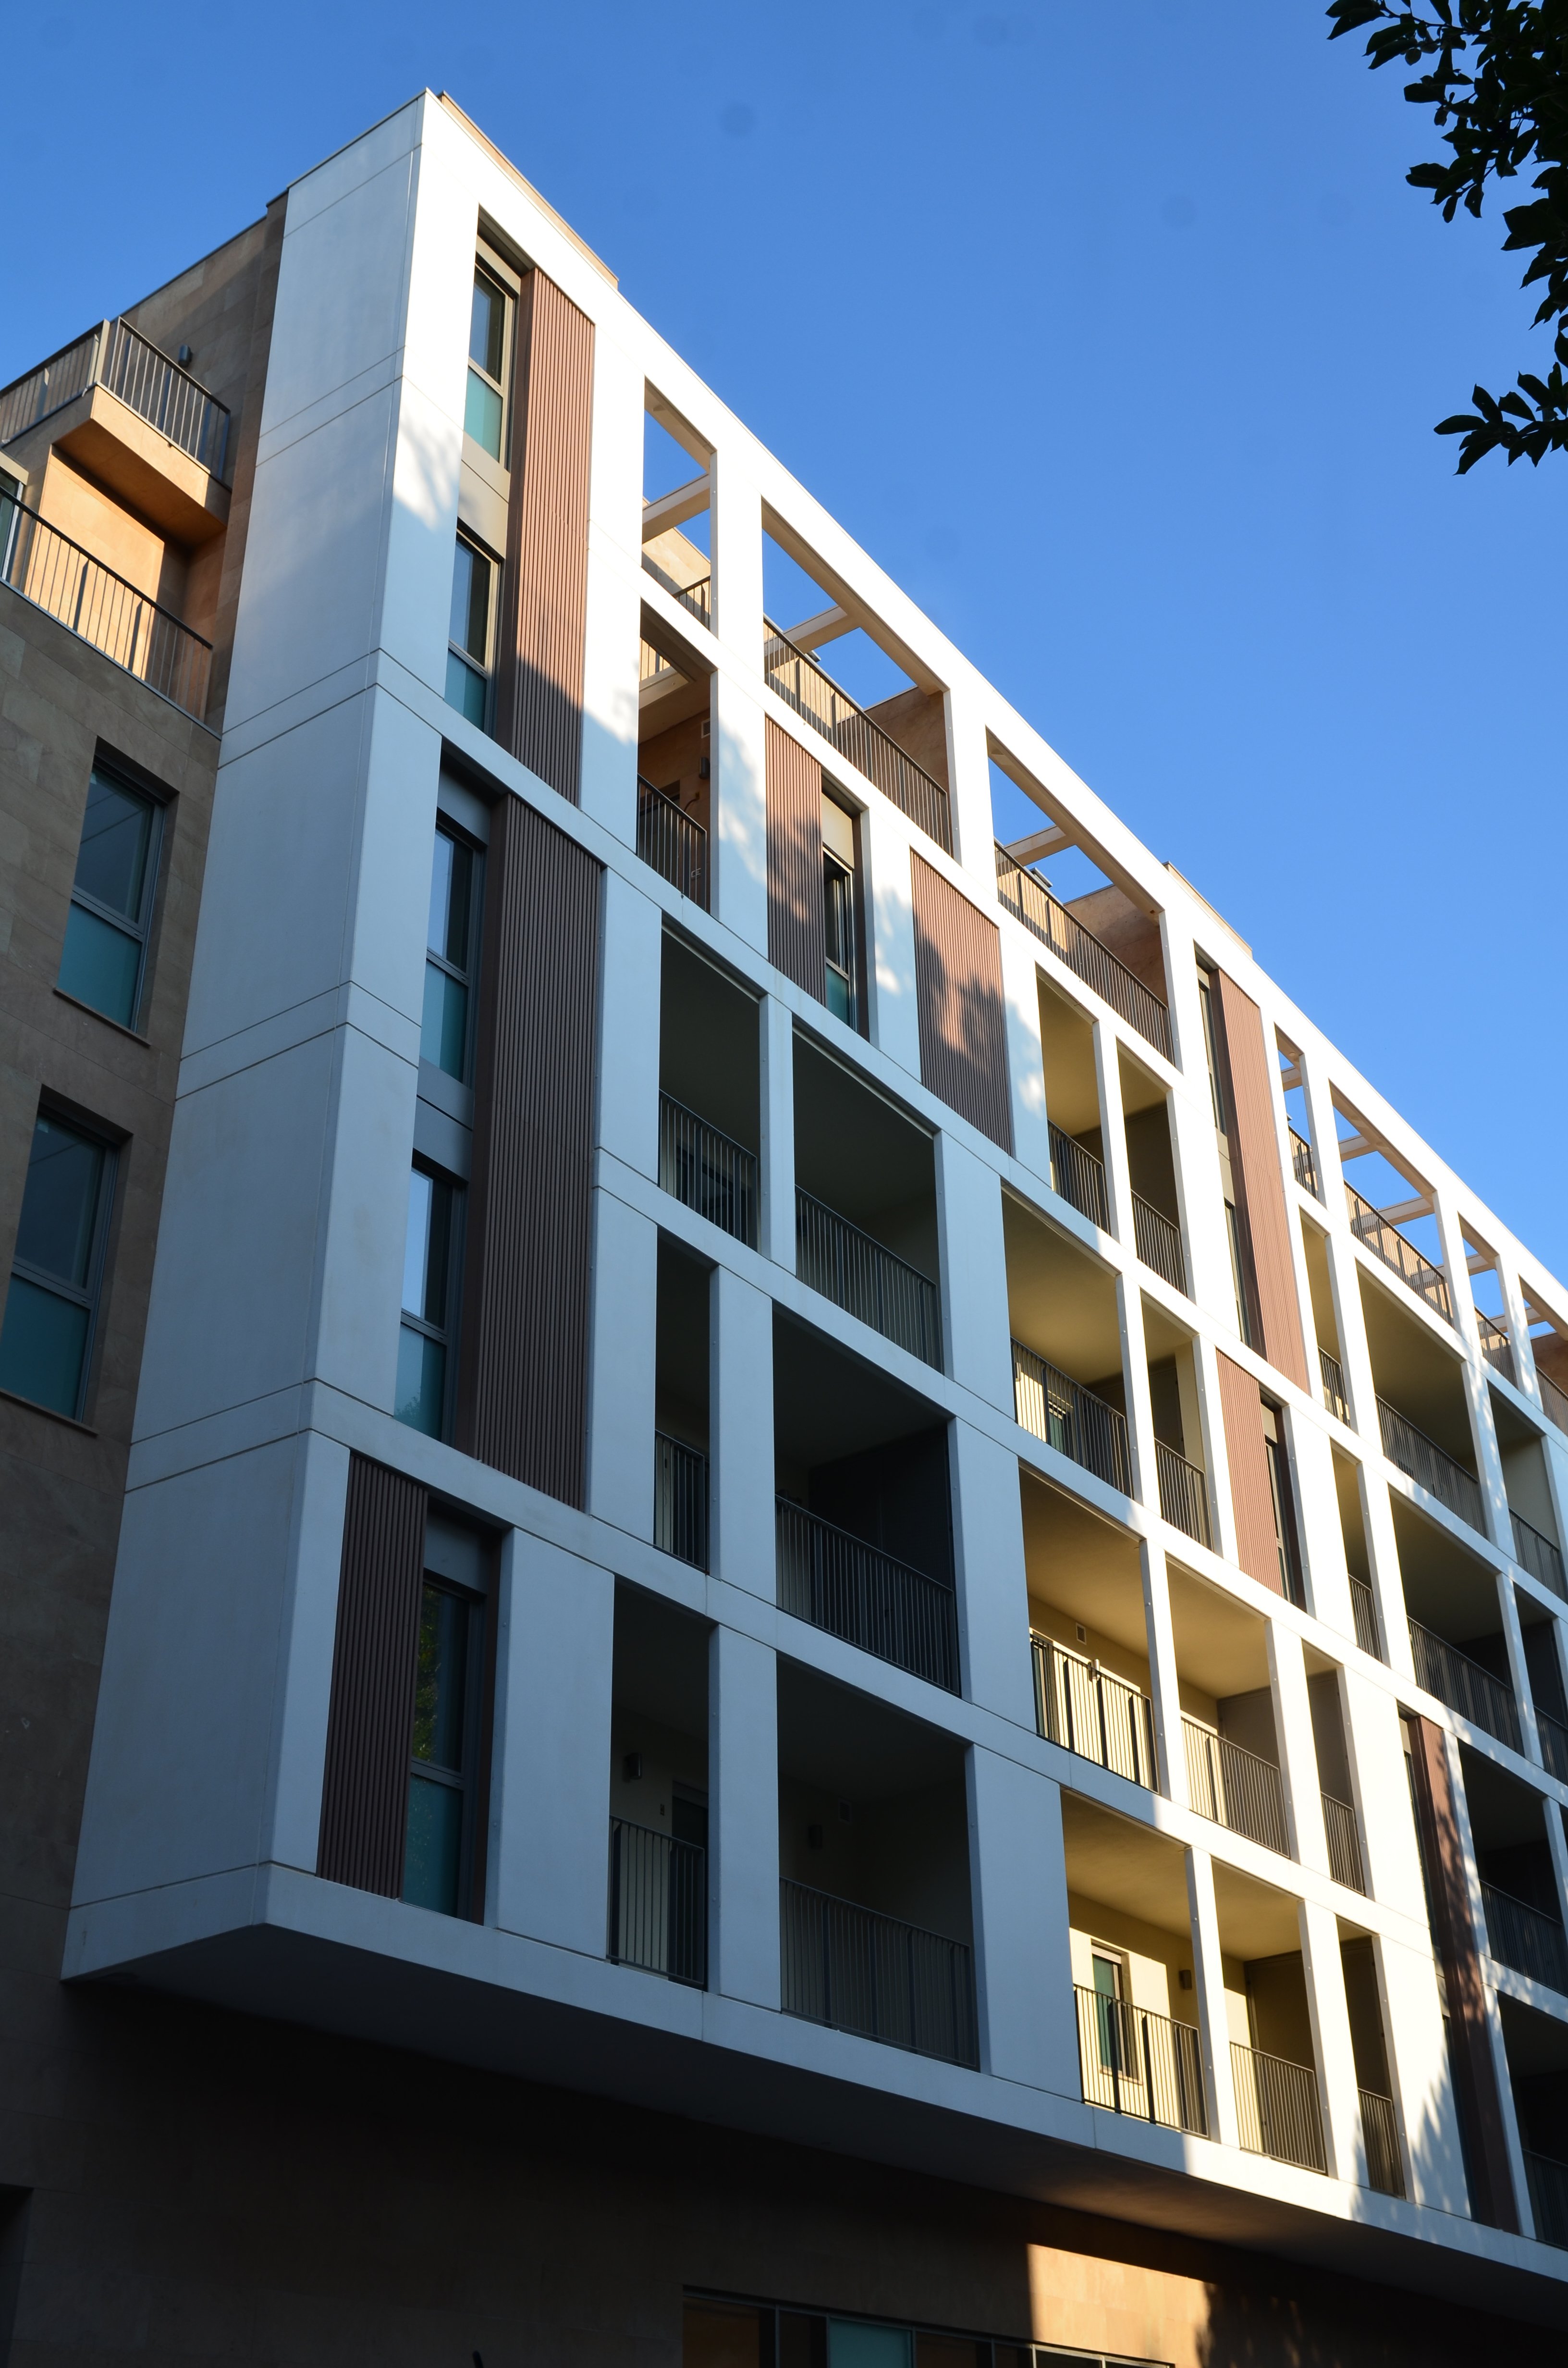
[609,1581,711,1989]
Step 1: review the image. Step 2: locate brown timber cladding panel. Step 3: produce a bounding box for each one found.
[497,270,594,801]
[1215,1352,1283,1595]
[910,854,1013,1153]
[1215,971,1310,1394]
[317,1456,428,1895]
[459,792,601,1504]
[1405,1714,1519,2231]
[765,718,826,999]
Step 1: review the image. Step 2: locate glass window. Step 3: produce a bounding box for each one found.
[396,1162,461,1440]
[824,854,858,1027]
[1263,1404,1305,1606]
[0,1111,114,1418]
[1225,1201,1254,1349]
[464,264,510,461]
[445,534,495,729]
[421,822,482,1082]
[829,2329,911,2368]
[56,766,162,1028]
[403,1578,474,1916]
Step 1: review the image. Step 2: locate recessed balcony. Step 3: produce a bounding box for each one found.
[763,617,952,853]
[1075,1982,1206,2136]
[1346,1180,1452,1324]
[608,1582,710,1989]
[1061,1794,1207,2137]
[637,775,709,907]
[996,842,1172,1059]
[1034,1630,1157,1791]
[794,1031,941,1366]
[0,490,210,717]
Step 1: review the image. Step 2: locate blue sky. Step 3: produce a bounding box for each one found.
[6,2,1564,1275]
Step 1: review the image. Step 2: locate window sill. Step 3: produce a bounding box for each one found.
[52,987,153,1047]
[0,1384,98,1436]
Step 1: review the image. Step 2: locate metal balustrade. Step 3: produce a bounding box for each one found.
[0,492,210,718]
[1345,1181,1452,1322]
[1289,1127,1321,1199]
[640,552,712,628]
[1360,2090,1405,2197]
[0,315,231,475]
[1132,1193,1186,1293]
[657,1092,758,1246]
[1475,1311,1515,1381]
[1376,1395,1483,1530]
[1537,1708,1568,1784]
[637,776,709,907]
[796,1189,941,1366]
[1320,1348,1350,1425]
[653,1433,708,1571]
[763,619,952,852]
[1348,1574,1383,1661]
[1156,1439,1212,1547]
[1539,1369,1568,1440]
[780,1878,978,2067]
[1074,1986,1206,2135]
[1525,2150,1568,2250]
[1049,1122,1109,1230]
[994,844,1172,1058]
[1511,1509,1566,1599]
[1183,1720,1290,1855]
[1322,1792,1367,1893]
[608,1817,707,1986]
[1231,2040,1327,2172]
[775,1499,959,1692]
[1481,1882,1568,1995]
[1407,1617,1521,1751]
[1032,1634,1157,1790]
[1011,1342,1132,1494]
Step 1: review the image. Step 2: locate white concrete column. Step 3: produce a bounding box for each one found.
[1140,1537,1187,1806]
[1340,1666,1425,1919]
[1191,1333,1238,1566]
[941,673,995,885]
[580,327,644,841]
[950,1419,1034,1727]
[1435,1190,1514,1563]
[710,1264,775,1600]
[1164,1071,1231,1336]
[1115,1271,1158,1515]
[864,803,922,1080]
[1186,1845,1238,2146]
[710,667,769,960]
[1268,1622,1330,1876]
[1495,1571,1544,1766]
[490,1533,615,1952]
[709,1622,780,2009]
[710,444,762,665]
[760,993,795,1270]
[1297,1898,1365,2185]
[967,1750,1078,2093]
[595,868,662,1179]
[1000,930,1051,1189]
[1288,1413,1354,1638]
[935,1131,1012,1411]
[585,1190,657,1537]
[267,1429,353,1871]
[1092,1016,1132,1253]
[1376,1931,1470,2214]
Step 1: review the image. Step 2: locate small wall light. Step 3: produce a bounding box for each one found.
[1178,1968,1194,1990]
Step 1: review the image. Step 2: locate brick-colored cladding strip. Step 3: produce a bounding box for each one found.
[317,1455,428,1897]
[910,853,1013,1154]
[765,717,826,1000]
[1216,969,1310,1394]
[1215,1351,1283,1595]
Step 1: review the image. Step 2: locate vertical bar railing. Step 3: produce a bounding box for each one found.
[1074,1986,1207,2135]
[1321,1793,1367,1893]
[1032,1634,1157,1789]
[779,1878,979,2067]
[608,1818,707,1986]
[1182,1720,1290,1855]
[1289,1128,1321,1199]
[636,776,709,907]
[1359,2090,1405,2197]
[1475,1312,1515,1382]
[1048,1122,1110,1230]
[795,1188,941,1366]
[1011,1341,1132,1494]
[640,552,712,628]
[1510,1510,1566,1600]
[1375,1396,1483,1531]
[1407,1618,1521,1751]
[1345,1182,1453,1322]
[653,1433,708,1571]
[1155,1440,1212,1547]
[775,1499,959,1692]
[0,318,230,475]
[1319,1348,1350,1425]
[1537,1708,1568,1785]
[1524,2151,1568,2250]
[762,619,952,852]
[657,1092,758,1246]
[1480,1881,1568,1994]
[994,844,1172,1059]
[1538,1369,1568,1440]
[1348,1574,1383,1661]
[0,492,211,718]
[1231,2040,1327,2172]
[1132,1194,1186,1293]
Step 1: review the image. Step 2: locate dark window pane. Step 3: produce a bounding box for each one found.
[395,1321,445,1435]
[73,771,152,919]
[0,1275,90,1415]
[14,1116,105,1287]
[470,270,504,379]
[449,538,476,649]
[420,960,469,1079]
[428,828,473,967]
[684,2302,764,2368]
[411,1582,468,1768]
[445,651,487,725]
[401,1168,452,1327]
[460,547,490,662]
[465,371,503,460]
[403,1768,463,1913]
[828,2328,911,2368]
[58,901,142,1025]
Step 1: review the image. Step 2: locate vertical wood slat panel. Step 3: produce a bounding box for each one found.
[1406,1715,1520,2230]
[497,270,594,802]
[765,718,826,999]
[1215,972,1311,1394]
[1215,1350,1283,1595]
[317,1455,428,1896]
[459,791,601,1504]
[910,854,1013,1154]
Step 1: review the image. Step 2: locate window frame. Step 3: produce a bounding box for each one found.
[421,814,486,1088]
[402,1566,488,1918]
[1262,1398,1306,1607]
[446,530,499,732]
[0,1103,119,1422]
[464,257,514,466]
[59,761,166,1032]
[396,1157,466,1443]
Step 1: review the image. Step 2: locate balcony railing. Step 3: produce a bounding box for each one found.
[657,1092,758,1246]
[1156,1439,1212,1548]
[1525,2150,1568,2250]
[1320,1348,1350,1425]
[1049,1122,1110,1230]
[1289,1127,1321,1199]
[1231,2040,1327,2172]
[1132,1194,1186,1293]
[653,1433,708,1571]
[637,776,709,907]
[1032,1633,1157,1790]
[1538,1368,1568,1439]
[1348,1574,1383,1661]
[994,844,1172,1059]
[1183,1720,1289,1855]
[0,492,211,719]
[1481,1881,1568,1995]
[1538,1708,1568,1785]
[775,1499,959,1693]
[0,315,231,476]
[1074,1986,1206,2135]
[780,1878,978,2067]
[640,552,712,629]
[608,1817,707,1986]
[1407,1617,1521,1751]
[1376,1396,1483,1531]
[1345,1182,1452,1323]
[1011,1342,1132,1495]
[1322,1792,1367,1893]
[1511,1509,1566,1600]
[1360,2089,1405,2197]
[1475,1311,1515,1382]
[762,619,951,853]
[796,1189,941,1366]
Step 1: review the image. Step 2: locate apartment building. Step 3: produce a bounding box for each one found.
[2,89,1568,2368]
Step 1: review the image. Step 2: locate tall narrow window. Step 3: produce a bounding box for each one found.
[56,765,163,1028]
[1262,1402,1305,1606]
[464,263,511,462]
[421,822,483,1083]
[403,1577,479,1915]
[0,1111,115,1418]
[397,1162,462,1440]
[822,791,860,1029]
[445,534,495,729]
[1198,973,1226,1132]
[1226,1201,1256,1349]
